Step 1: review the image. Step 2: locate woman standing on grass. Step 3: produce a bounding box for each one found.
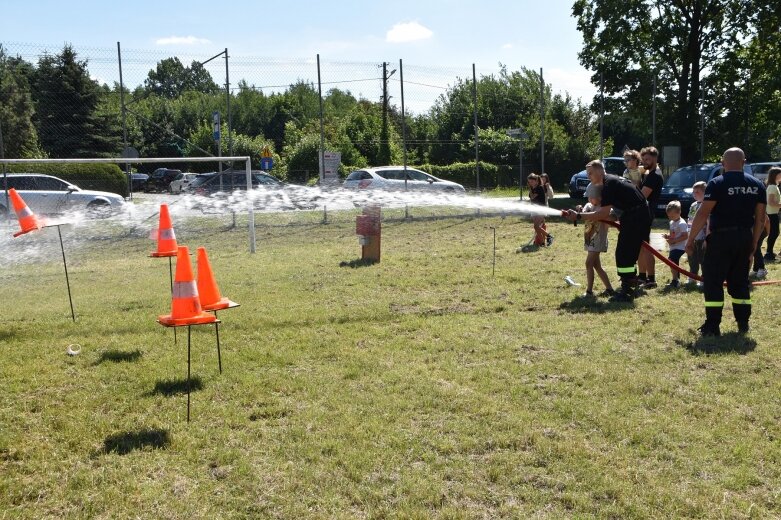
[764,166,781,262]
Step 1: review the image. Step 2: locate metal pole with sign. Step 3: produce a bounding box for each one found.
[213,111,222,190]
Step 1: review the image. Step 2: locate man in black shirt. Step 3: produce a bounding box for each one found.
[563,160,652,301]
[638,146,664,288]
[685,147,766,336]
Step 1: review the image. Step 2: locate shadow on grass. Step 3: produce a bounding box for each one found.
[100,428,171,455]
[339,258,378,268]
[93,349,143,365]
[516,243,540,253]
[680,332,757,355]
[145,377,204,397]
[559,294,633,314]
[0,328,17,342]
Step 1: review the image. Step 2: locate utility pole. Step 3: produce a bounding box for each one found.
[379,62,395,166]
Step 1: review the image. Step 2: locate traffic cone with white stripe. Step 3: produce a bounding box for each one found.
[150,204,178,257]
[196,247,239,311]
[9,188,44,237]
[158,246,218,327]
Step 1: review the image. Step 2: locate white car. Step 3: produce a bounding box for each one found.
[168,172,198,194]
[750,162,781,183]
[343,166,466,193]
[0,173,126,217]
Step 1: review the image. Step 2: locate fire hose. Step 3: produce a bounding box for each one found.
[604,219,781,287]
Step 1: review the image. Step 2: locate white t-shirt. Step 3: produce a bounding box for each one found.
[687,201,707,240]
[669,217,688,251]
[766,184,780,215]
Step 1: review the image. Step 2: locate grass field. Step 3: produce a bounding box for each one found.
[2,204,780,519]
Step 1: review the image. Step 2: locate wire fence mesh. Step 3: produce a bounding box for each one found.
[1,40,599,201]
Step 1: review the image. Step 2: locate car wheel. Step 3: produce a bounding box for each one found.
[87,200,111,218]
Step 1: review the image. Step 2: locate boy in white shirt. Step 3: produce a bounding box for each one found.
[663,200,689,288]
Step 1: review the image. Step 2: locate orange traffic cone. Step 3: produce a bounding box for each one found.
[158,246,218,327]
[9,188,44,237]
[196,247,239,311]
[150,204,178,257]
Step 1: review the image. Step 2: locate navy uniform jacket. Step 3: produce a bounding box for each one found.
[705,171,766,231]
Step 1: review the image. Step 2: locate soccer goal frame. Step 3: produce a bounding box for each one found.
[0,156,258,253]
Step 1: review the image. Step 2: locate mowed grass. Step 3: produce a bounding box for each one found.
[1,207,781,519]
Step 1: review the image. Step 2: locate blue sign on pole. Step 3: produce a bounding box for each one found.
[260,157,273,170]
[212,111,221,142]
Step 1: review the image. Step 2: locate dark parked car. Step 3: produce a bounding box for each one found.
[144,168,182,192]
[127,172,149,191]
[186,170,283,196]
[568,157,625,198]
[654,163,754,218]
[185,170,316,211]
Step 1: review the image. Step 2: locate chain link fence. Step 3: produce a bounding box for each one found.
[2,41,604,201]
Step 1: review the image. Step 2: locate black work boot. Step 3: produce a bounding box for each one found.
[733,303,751,334]
[699,307,723,337]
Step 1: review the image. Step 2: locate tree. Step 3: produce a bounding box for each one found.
[0,46,41,157]
[144,57,219,99]
[33,45,120,158]
[573,0,753,163]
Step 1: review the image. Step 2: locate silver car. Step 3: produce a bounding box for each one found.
[344,166,465,193]
[0,173,126,217]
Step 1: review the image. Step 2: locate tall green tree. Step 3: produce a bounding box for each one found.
[573,0,753,163]
[144,57,219,99]
[0,46,41,158]
[33,45,120,158]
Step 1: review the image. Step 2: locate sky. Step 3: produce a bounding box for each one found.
[1,0,598,111]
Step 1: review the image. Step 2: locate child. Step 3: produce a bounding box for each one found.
[526,173,554,247]
[686,181,707,285]
[663,200,688,288]
[581,183,614,297]
[751,215,770,279]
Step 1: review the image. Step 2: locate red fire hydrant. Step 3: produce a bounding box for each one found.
[356,205,381,263]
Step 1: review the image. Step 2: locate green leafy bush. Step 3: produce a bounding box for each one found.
[416,162,500,189]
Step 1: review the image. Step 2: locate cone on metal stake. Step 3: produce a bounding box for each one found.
[158,246,217,327]
[150,204,178,257]
[9,189,44,237]
[196,247,239,311]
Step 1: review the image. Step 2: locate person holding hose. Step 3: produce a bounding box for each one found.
[685,147,766,336]
[562,160,651,302]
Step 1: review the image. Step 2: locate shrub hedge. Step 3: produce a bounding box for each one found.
[417,162,503,189]
[5,163,128,196]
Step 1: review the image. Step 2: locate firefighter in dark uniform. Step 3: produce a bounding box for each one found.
[563,160,652,302]
[685,147,766,336]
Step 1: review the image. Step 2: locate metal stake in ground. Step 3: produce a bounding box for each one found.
[169,257,176,344]
[56,225,76,322]
[187,325,191,422]
[490,226,496,277]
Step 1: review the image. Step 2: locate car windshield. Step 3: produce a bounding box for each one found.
[188,174,216,188]
[603,159,625,175]
[665,166,714,188]
[752,163,781,174]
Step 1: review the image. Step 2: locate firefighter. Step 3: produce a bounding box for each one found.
[563,160,651,302]
[685,147,766,336]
